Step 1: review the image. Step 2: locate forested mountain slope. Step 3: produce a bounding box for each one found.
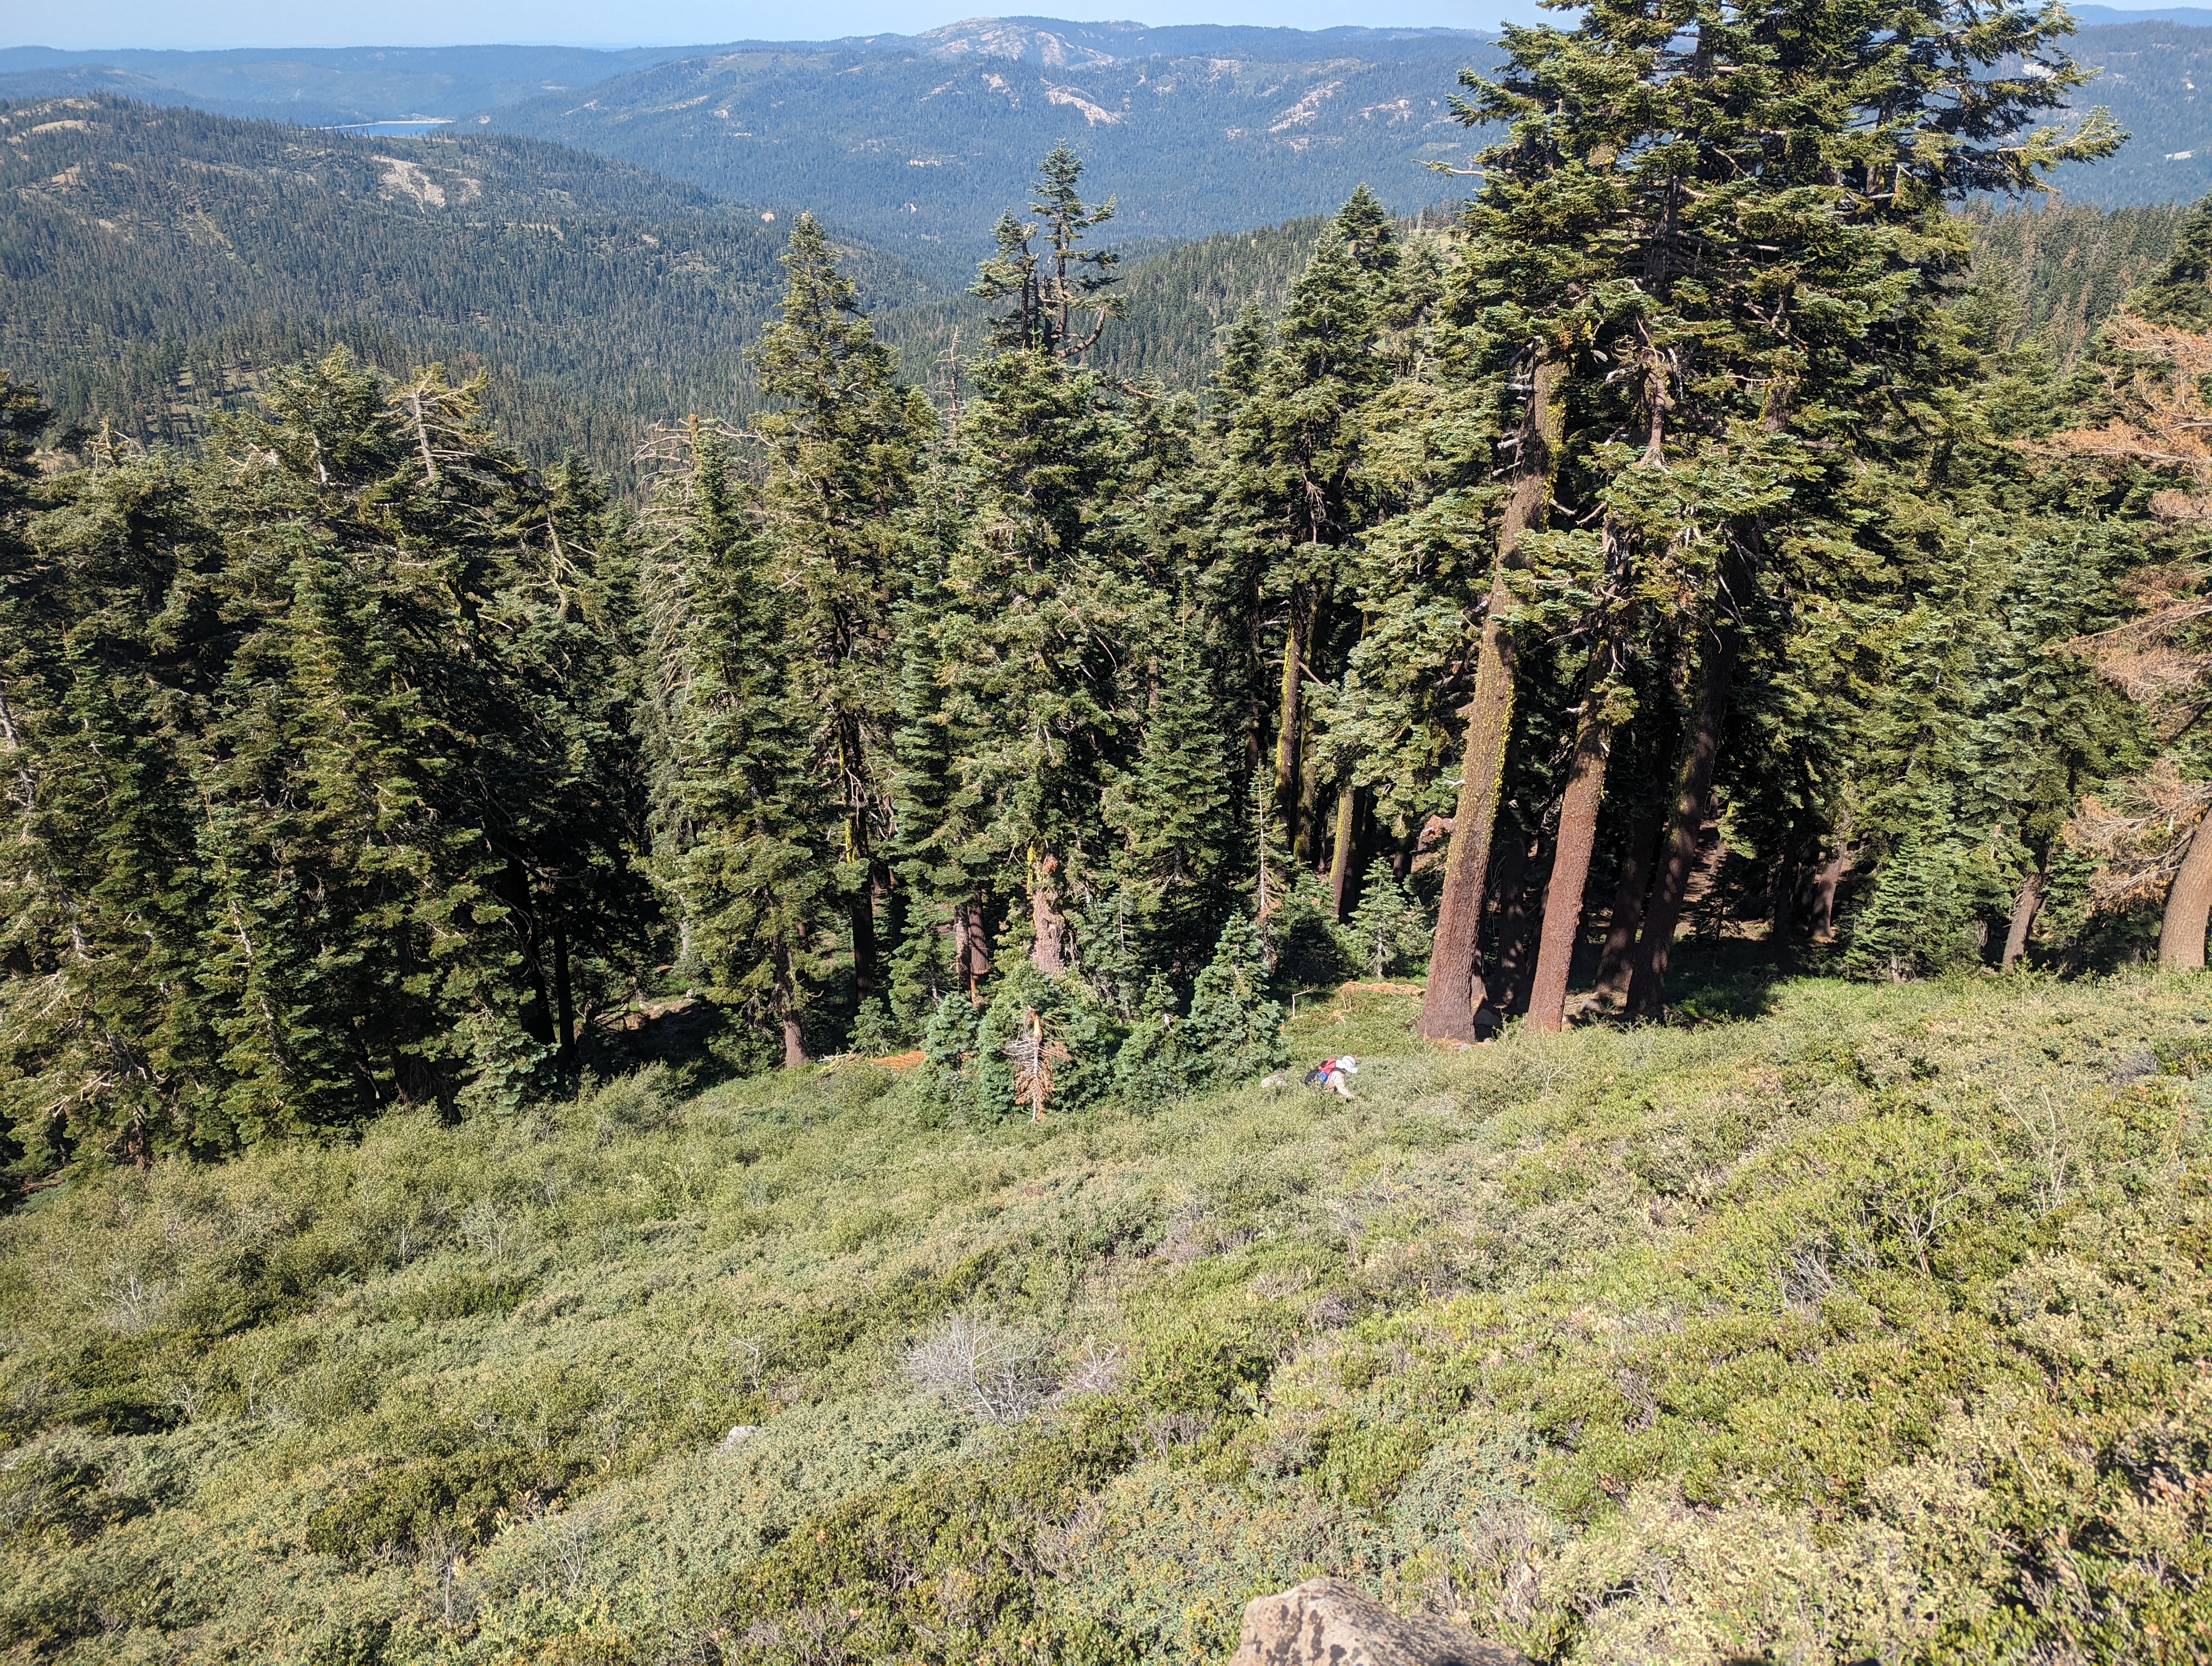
[2047,20,2212,204]
[1965,200,2192,364]
[8,88,2177,460]
[474,16,2212,273]
[12,2,2212,1656]
[481,21,1496,279]
[0,96,927,467]
[11,16,2212,274]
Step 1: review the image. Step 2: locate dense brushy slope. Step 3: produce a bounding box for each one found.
[4,972,2209,1664]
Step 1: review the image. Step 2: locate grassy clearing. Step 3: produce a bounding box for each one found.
[3,971,2210,1664]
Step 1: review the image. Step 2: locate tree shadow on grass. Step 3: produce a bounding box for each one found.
[1650,938,1811,1023]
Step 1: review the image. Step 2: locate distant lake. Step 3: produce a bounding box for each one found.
[327,119,453,136]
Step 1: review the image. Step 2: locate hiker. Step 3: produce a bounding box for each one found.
[1306,1055,1359,1099]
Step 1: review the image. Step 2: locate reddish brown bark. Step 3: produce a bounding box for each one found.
[953,895,991,999]
[2159,817,2212,969]
[1419,353,1564,1042]
[1625,629,1739,1021]
[1527,710,1611,1033]
[775,946,809,1068]
[1030,853,1069,976]
[1418,613,1516,1040]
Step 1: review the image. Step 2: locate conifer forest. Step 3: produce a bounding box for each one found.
[10,1,2212,1662]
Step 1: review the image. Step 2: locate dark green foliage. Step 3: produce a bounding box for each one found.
[1345,859,1426,979]
[638,421,831,1064]
[0,355,654,1165]
[1184,915,1289,1087]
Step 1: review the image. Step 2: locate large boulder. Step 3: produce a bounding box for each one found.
[1228,1578,1529,1666]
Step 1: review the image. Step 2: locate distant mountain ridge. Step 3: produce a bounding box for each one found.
[0,22,1490,129]
[8,14,2212,278]
[2046,20,2212,206]
[0,44,703,127]
[479,23,1498,280]
[0,95,925,469]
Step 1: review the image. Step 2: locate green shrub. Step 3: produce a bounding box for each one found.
[5,979,2212,1665]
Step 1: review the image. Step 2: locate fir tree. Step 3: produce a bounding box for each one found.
[752,213,935,1005]
[973,143,1124,361]
[644,419,833,1067]
[1346,858,1423,980]
[1417,0,2121,1034]
[1183,914,1289,1087]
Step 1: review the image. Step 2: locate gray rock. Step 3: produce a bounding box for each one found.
[1229,1578,1529,1666]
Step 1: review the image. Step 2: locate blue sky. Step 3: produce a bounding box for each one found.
[11,1,1559,50]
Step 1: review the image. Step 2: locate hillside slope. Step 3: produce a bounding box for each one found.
[0,96,927,467]
[3,971,2209,1663]
[483,21,1495,281]
[2049,20,2212,204]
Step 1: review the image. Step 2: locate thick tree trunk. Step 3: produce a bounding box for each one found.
[1030,853,1069,976]
[775,948,809,1068]
[850,890,880,1003]
[1769,860,1799,966]
[953,895,991,999]
[2159,817,2212,969]
[1328,783,1359,919]
[1809,837,1849,942]
[1625,629,1739,1021]
[1418,353,1565,1042]
[552,912,576,1072]
[1273,589,1310,860]
[2001,850,2049,971]
[1594,793,1663,1002]
[1493,826,1545,1015]
[1527,710,1610,1033]
[1418,614,1515,1040]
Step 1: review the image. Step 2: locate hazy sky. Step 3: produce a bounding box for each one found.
[10,0,1557,51]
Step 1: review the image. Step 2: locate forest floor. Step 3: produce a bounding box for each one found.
[4,960,2210,1665]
